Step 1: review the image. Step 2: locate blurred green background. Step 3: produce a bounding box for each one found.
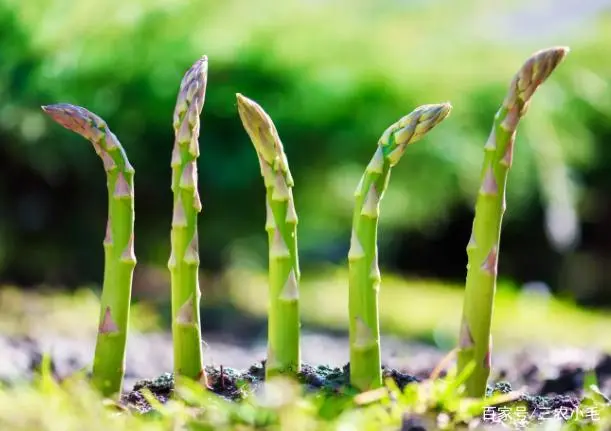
[1,0,611,340]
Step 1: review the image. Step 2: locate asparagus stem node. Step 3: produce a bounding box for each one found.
[169,56,208,384]
[236,93,301,378]
[457,46,569,397]
[349,103,452,391]
[42,104,136,397]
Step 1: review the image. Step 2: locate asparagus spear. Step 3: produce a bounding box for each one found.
[236,93,301,378]
[169,57,208,384]
[349,103,452,391]
[42,104,136,397]
[457,47,569,397]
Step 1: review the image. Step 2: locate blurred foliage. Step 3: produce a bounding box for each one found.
[226,266,611,351]
[4,265,611,351]
[0,286,162,336]
[0,0,611,301]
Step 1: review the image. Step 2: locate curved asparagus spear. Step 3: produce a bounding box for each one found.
[169,57,207,383]
[236,93,301,378]
[349,103,452,391]
[42,103,136,397]
[457,47,569,397]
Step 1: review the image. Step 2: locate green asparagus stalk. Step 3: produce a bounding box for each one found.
[169,57,208,384]
[457,47,569,397]
[42,104,136,397]
[236,93,301,378]
[349,103,452,391]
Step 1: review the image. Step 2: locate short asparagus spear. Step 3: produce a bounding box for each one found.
[42,104,136,397]
[236,93,301,378]
[349,103,452,391]
[457,47,569,397]
[169,57,208,384]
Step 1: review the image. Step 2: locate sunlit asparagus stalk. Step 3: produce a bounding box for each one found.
[42,104,136,397]
[457,47,569,397]
[236,93,301,378]
[169,57,207,383]
[349,103,452,391]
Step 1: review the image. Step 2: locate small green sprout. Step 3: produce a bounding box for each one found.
[348,102,452,391]
[457,46,569,397]
[169,56,208,384]
[236,93,301,378]
[42,103,137,397]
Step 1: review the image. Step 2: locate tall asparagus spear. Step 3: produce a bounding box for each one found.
[236,93,301,378]
[169,57,208,384]
[349,103,452,391]
[42,104,136,397]
[457,47,569,397]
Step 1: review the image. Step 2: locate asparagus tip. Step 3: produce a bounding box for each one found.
[41,103,106,143]
[400,102,452,144]
[419,101,453,125]
[505,46,570,110]
[236,93,279,165]
[173,56,208,130]
[182,56,208,84]
[382,102,452,166]
[235,93,258,121]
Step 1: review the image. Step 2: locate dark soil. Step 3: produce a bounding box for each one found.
[123,361,422,411]
[121,361,609,429]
